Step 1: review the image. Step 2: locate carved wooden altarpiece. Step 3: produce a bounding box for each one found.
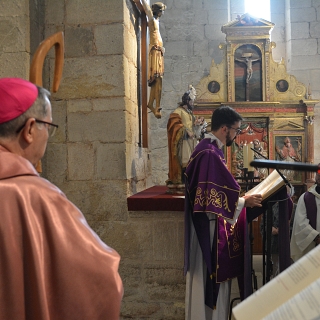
[194,14,320,255]
[194,13,319,196]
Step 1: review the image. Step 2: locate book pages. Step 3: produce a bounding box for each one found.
[232,245,320,320]
[263,277,320,320]
[245,169,286,201]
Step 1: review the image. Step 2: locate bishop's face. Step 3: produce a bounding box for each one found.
[29,97,52,166]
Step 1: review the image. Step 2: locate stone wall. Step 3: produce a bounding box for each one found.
[120,210,185,318]
[283,0,320,164]
[150,0,320,185]
[41,0,151,219]
[0,0,32,78]
[41,0,183,318]
[39,3,158,318]
[1,0,320,319]
[271,0,286,62]
[149,0,229,185]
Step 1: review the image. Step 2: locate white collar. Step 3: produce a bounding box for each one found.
[204,132,224,149]
[308,184,320,199]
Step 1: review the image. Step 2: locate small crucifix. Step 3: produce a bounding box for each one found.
[235,53,260,101]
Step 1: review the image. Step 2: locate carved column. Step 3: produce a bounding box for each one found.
[305,110,315,183]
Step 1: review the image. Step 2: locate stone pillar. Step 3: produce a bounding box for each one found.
[285,1,317,76]
[41,0,151,260]
[306,118,315,183]
[283,0,320,165]
[43,0,151,183]
[0,0,32,78]
[270,0,286,62]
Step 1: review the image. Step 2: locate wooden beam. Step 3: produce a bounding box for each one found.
[133,0,148,148]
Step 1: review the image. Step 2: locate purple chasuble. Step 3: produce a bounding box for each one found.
[186,139,240,221]
[304,192,317,230]
[184,138,246,307]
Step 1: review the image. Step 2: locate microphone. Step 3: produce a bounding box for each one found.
[250,148,291,187]
[250,159,320,173]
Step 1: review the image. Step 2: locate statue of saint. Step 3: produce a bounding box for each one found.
[140,1,166,119]
[166,86,207,188]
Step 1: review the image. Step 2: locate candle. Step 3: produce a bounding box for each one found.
[248,141,254,172]
[243,144,248,169]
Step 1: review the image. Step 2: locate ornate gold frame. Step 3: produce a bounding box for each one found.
[195,13,310,105]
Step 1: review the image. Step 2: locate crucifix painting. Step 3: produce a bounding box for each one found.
[234,44,262,101]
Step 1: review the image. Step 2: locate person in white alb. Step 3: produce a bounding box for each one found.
[290,171,320,262]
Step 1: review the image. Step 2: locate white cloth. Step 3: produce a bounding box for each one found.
[185,133,245,320]
[290,184,320,262]
[202,132,245,223]
[204,132,224,148]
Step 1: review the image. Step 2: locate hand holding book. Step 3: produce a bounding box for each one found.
[243,194,263,208]
[245,169,286,201]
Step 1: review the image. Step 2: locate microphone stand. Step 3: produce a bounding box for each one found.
[240,165,259,292]
[250,148,292,189]
[230,165,259,317]
[250,159,320,172]
[250,148,291,283]
[246,170,258,292]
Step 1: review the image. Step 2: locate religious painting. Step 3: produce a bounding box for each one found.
[208,81,220,93]
[231,118,269,181]
[234,44,262,102]
[276,79,289,92]
[274,134,304,183]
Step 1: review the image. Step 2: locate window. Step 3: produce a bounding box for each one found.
[245,0,270,21]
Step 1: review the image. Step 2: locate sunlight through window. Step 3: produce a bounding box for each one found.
[245,0,270,21]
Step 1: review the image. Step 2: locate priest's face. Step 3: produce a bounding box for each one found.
[226,131,233,147]
[226,121,241,147]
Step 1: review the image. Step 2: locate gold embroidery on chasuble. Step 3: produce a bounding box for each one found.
[219,154,227,166]
[194,186,232,213]
[208,188,231,213]
[224,220,242,256]
[194,187,206,206]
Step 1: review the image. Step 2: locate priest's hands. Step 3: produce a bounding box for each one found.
[243,194,263,208]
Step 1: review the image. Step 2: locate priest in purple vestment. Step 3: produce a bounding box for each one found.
[184,106,262,320]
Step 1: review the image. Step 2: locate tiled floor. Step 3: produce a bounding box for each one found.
[229,255,264,320]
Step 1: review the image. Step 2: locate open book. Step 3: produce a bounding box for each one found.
[245,169,286,201]
[232,245,320,320]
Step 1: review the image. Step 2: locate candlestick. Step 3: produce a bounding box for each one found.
[248,142,254,172]
[308,83,312,99]
[243,144,248,169]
